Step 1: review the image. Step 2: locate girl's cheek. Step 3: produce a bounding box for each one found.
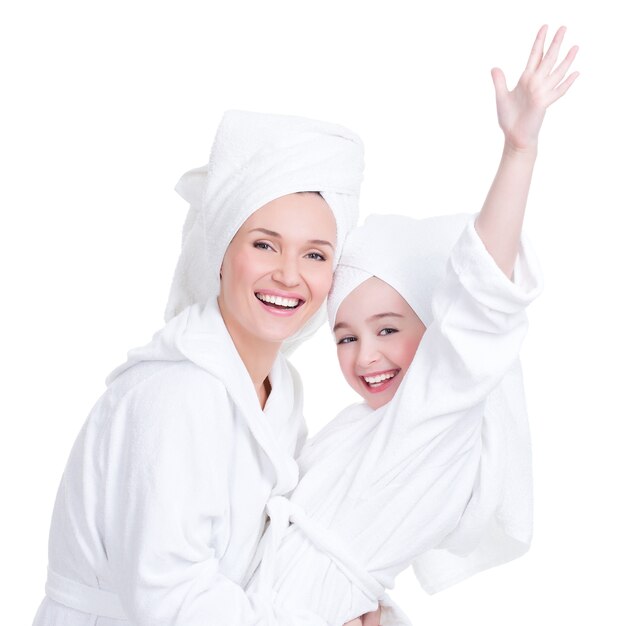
[337,351,355,384]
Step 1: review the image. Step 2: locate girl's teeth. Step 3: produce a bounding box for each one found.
[256,293,299,308]
[364,372,396,384]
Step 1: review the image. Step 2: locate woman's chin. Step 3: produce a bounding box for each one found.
[251,320,304,346]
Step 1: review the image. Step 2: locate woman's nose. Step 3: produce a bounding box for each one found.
[271,255,301,287]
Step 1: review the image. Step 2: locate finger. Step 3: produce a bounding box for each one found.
[538,25,567,75]
[343,620,363,626]
[549,71,580,104]
[525,24,548,71]
[548,45,579,89]
[362,607,382,626]
[491,67,508,98]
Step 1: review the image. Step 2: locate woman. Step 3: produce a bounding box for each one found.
[33,110,365,625]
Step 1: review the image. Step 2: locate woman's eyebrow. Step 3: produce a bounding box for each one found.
[249,228,281,237]
[310,239,334,250]
[333,321,349,332]
[249,228,334,250]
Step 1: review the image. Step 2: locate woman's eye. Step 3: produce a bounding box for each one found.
[337,335,357,345]
[306,251,326,262]
[254,241,274,251]
[379,328,398,336]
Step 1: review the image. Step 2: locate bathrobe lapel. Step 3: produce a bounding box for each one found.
[107,299,301,496]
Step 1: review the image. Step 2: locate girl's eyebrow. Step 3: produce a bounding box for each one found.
[367,312,404,322]
[333,312,403,333]
[249,228,334,250]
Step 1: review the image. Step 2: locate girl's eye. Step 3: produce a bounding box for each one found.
[379,328,398,336]
[254,241,274,251]
[337,335,357,345]
[305,251,326,262]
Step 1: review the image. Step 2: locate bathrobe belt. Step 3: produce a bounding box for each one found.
[45,567,127,620]
[255,496,384,601]
[44,497,382,620]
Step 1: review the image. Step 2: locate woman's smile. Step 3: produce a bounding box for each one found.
[254,289,305,315]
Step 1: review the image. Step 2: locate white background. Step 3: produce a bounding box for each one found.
[2,1,624,623]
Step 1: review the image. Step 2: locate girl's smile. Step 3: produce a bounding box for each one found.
[334,277,426,410]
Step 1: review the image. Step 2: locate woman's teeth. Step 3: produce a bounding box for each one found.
[256,293,300,308]
[363,371,397,385]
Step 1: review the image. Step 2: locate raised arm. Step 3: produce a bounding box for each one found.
[475,25,579,277]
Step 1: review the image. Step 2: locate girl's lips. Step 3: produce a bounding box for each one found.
[359,369,400,394]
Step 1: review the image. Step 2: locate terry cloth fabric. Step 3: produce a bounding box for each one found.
[241,216,542,624]
[327,213,471,328]
[326,213,539,594]
[165,110,364,352]
[34,298,326,626]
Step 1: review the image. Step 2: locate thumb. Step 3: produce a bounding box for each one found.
[491,67,508,97]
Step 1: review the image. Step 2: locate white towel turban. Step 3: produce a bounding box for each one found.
[165,110,364,351]
[327,213,471,329]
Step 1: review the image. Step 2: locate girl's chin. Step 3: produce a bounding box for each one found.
[354,388,391,410]
[366,397,391,410]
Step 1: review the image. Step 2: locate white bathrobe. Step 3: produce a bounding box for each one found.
[33,109,365,626]
[243,218,542,625]
[33,300,312,625]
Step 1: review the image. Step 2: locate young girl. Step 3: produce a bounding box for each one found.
[240,25,577,626]
[33,111,367,625]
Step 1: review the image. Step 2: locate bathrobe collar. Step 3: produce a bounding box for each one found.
[106,298,300,495]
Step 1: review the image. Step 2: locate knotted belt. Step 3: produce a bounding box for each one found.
[252,495,383,605]
[45,496,383,621]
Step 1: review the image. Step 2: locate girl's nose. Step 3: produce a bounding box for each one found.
[357,339,380,368]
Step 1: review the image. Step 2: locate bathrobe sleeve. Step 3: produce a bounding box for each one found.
[378,221,541,592]
[362,219,541,476]
[101,363,326,626]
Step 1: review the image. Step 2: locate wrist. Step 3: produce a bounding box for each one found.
[502,140,538,161]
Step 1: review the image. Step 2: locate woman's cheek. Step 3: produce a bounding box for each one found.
[312,265,334,305]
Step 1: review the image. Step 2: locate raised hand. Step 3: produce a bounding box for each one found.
[491,25,579,151]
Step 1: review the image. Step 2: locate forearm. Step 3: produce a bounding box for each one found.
[475,142,537,279]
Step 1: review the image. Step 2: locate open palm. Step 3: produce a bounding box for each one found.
[492,25,579,151]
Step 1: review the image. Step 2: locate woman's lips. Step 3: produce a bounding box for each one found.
[255,291,305,316]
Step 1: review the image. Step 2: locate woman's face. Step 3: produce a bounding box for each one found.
[219,192,336,347]
[333,277,426,410]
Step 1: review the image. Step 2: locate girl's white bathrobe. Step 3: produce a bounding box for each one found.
[34,300,312,625]
[244,217,542,625]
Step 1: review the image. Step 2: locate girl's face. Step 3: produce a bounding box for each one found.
[219,192,336,347]
[334,277,426,410]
